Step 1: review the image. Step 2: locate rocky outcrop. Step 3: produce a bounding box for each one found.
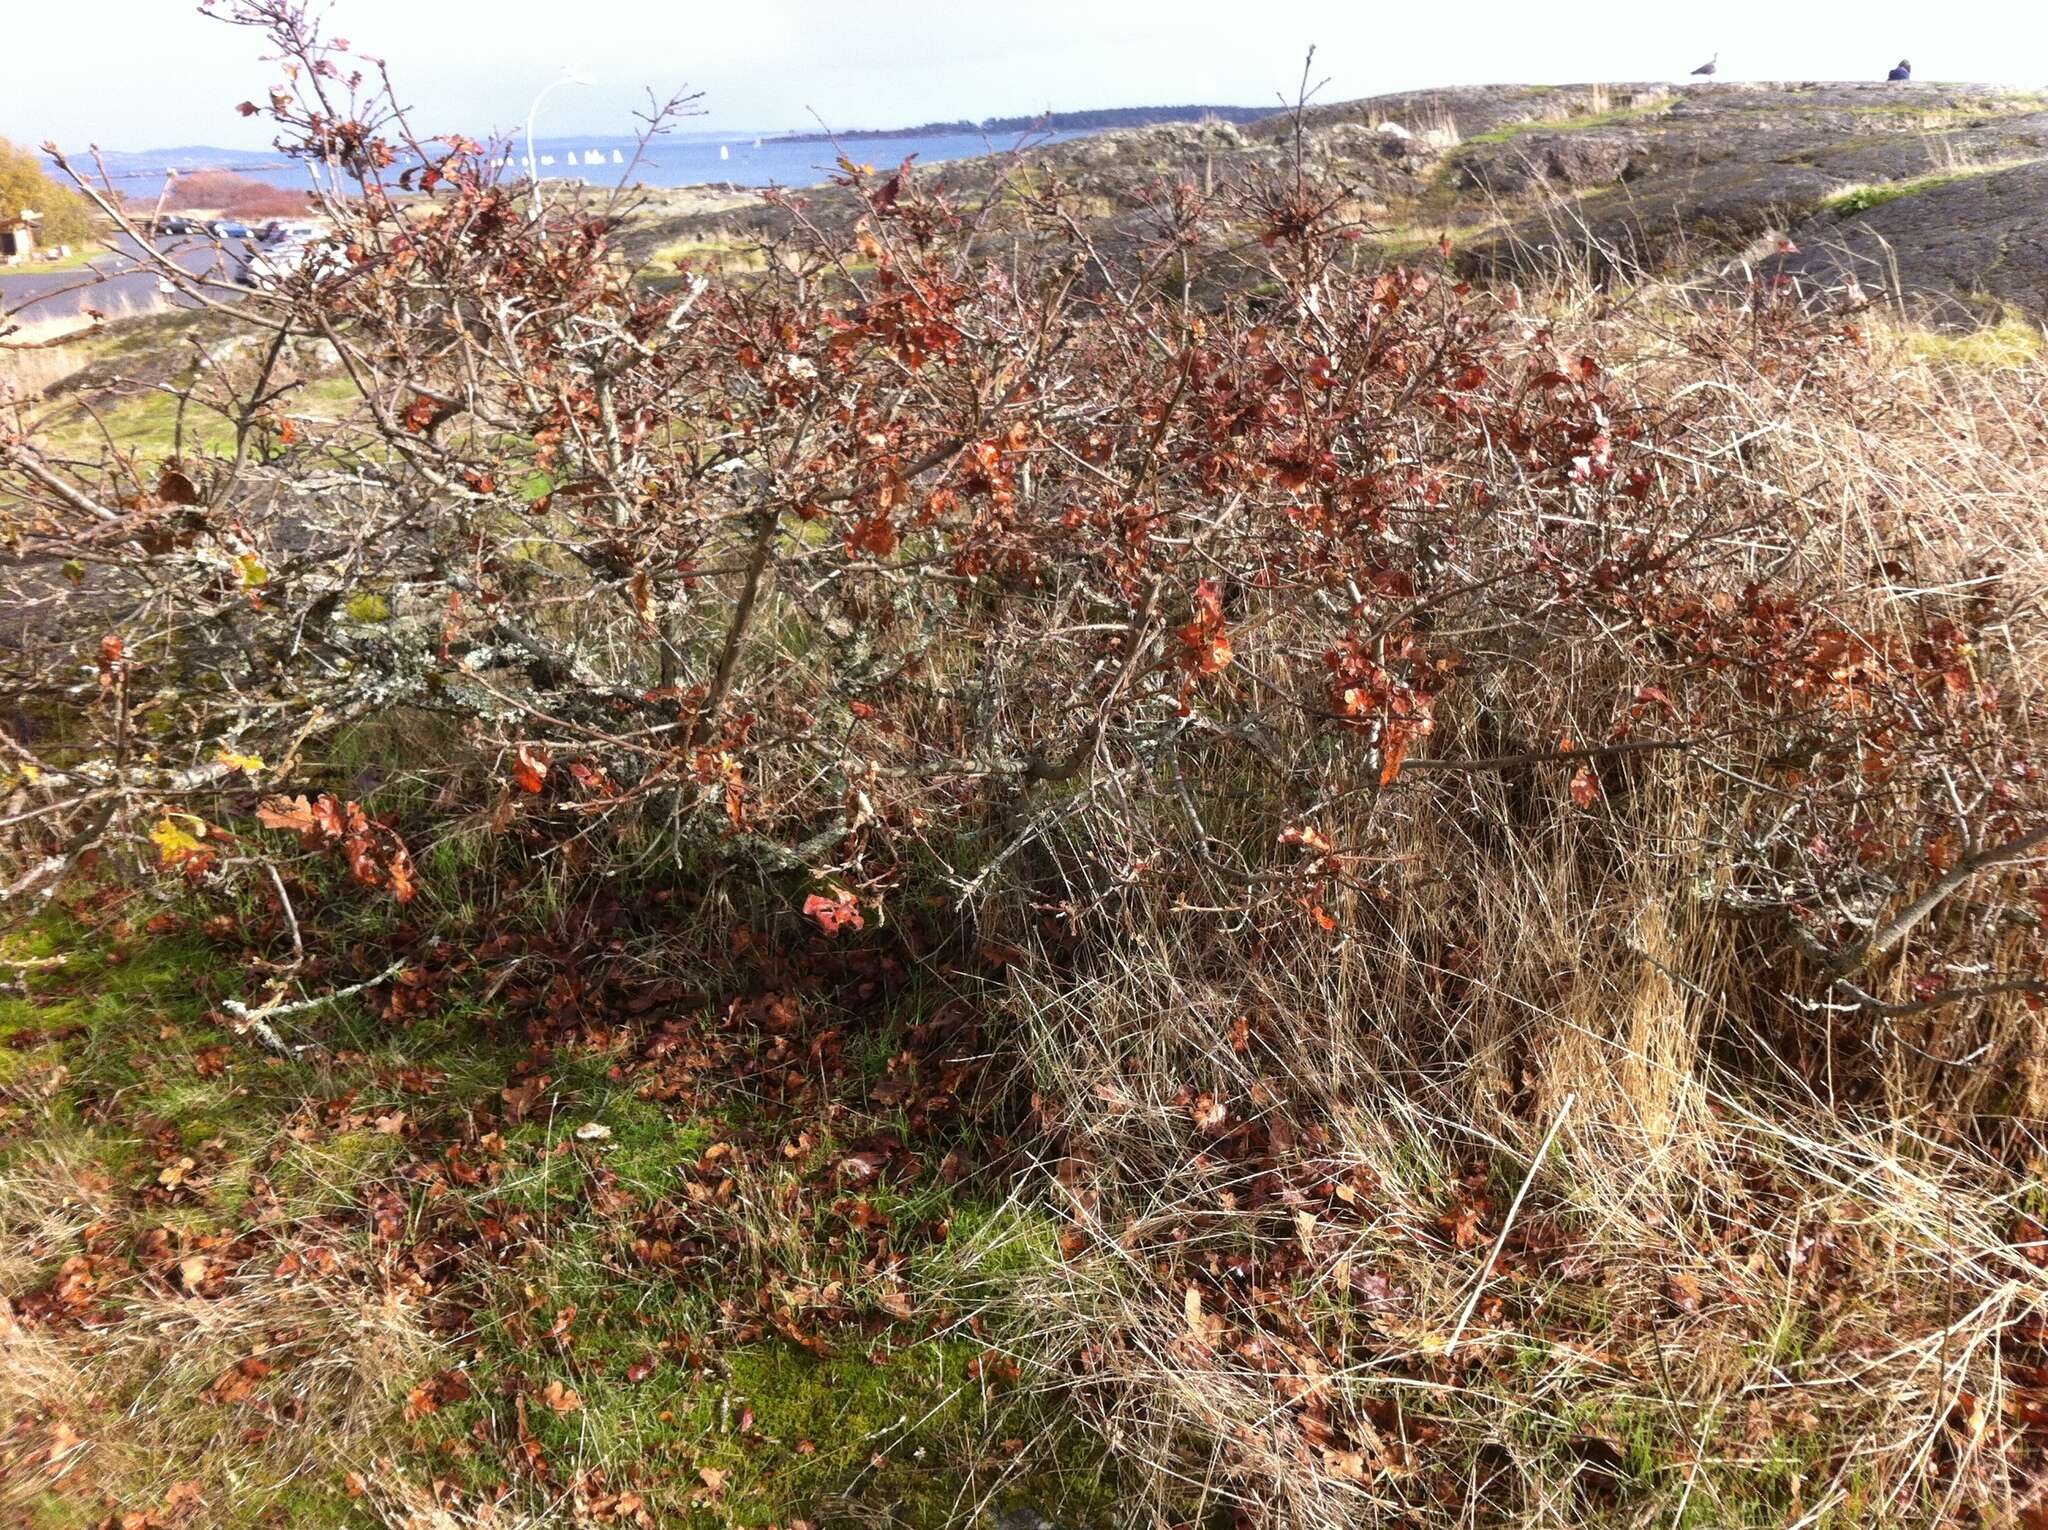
[1771,157,2048,323]
[1452,129,1659,196]
[1451,83,2048,318]
[630,80,2048,327]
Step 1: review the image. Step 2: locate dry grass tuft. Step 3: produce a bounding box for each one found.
[945,312,2048,1527]
[0,1135,439,1523]
[989,913,2048,1525]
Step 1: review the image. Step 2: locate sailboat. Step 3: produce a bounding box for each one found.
[612,149,624,164]
[753,138,762,149]
[719,144,730,161]
[539,153,555,165]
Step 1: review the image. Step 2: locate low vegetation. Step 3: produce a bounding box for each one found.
[1824,155,2045,215]
[1900,303,2045,367]
[7,7,2048,1529]
[1456,91,1676,146]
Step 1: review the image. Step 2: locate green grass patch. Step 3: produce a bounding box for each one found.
[1458,96,1676,147]
[1903,309,2044,368]
[5,242,106,274]
[646,235,769,274]
[40,366,360,459]
[1824,156,2044,216]
[2,897,1112,1529]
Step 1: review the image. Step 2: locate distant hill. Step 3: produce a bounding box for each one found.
[768,105,1272,145]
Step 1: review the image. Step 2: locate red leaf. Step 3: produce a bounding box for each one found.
[98,634,126,694]
[511,744,550,794]
[804,892,864,936]
[844,512,898,557]
[256,793,320,837]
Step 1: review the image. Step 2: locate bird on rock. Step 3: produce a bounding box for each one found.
[1887,59,1912,81]
[1691,53,1719,78]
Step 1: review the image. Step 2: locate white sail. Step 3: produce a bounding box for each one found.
[612,149,624,163]
[719,144,730,161]
[540,153,555,165]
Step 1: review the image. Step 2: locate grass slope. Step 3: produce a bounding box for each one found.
[0,895,1112,1528]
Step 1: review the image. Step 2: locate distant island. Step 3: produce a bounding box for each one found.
[768,104,1272,145]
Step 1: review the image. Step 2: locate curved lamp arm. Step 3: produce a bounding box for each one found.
[524,69,595,221]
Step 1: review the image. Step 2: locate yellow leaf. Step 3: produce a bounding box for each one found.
[215,748,266,776]
[151,815,206,864]
[235,554,269,588]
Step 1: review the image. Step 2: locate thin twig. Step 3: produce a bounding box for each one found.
[1445,1091,1575,1357]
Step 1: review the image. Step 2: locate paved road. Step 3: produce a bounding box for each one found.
[0,234,254,326]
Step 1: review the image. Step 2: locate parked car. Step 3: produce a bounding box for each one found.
[241,237,328,288]
[257,219,322,244]
[155,215,199,236]
[207,220,254,240]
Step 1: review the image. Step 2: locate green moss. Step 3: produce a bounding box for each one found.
[1825,156,2044,216]
[1366,224,1456,258]
[343,590,391,623]
[18,1489,99,1529]
[646,235,768,274]
[685,1340,1117,1528]
[232,1482,360,1529]
[452,1207,1113,1523]
[1458,96,1676,147]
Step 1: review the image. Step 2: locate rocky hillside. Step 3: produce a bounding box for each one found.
[636,80,2048,327]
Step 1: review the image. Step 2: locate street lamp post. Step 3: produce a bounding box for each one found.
[524,69,595,220]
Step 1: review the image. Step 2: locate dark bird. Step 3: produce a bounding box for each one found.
[1691,53,1719,77]
[1887,59,1912,81]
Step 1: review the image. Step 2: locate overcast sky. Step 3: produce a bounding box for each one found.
[5,0,2047,151]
